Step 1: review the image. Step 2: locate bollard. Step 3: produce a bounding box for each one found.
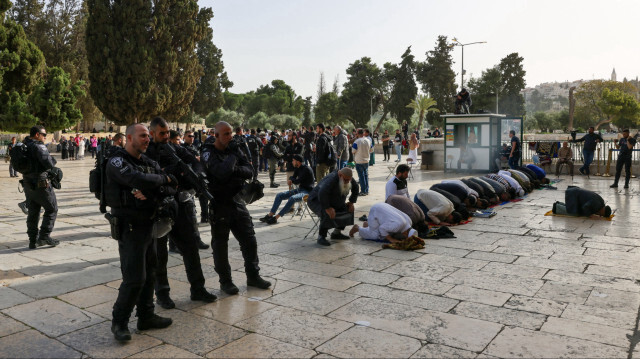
[594,145,601,176]
[602,148,612,177]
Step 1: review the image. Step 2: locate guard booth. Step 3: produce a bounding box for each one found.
[441,114,523,172]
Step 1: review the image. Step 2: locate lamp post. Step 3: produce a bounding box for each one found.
[450,38,487,89]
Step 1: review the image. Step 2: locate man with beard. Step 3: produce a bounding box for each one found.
[307,167,359,246]
[146,117,216,309]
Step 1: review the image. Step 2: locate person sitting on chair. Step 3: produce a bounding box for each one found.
[385,194,430,238]
[552,186,612,218]
[555,141,574,176]
[385,164,410,200]
[457,144,475,171]
[260,155,314,225]
[349,203,417,242]
[307,168,359,246]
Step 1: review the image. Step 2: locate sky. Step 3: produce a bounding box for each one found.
[202,0,640,99]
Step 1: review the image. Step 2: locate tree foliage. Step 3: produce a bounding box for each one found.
[597,88,640,128]
[29,66,84,131]
[205,108,243,128]
[416,35,456,127]
[387,46,417,125]
[497,52,526,116]
[0,0,46,131]
[86,0,212,125]
[574,80,638,130]
[406,95,439,131]
[467,66,502,113]
[302,96,312,127]
[314,92,341,124]
[341,57,383,129]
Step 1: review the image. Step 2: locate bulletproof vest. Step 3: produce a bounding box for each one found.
[246,136,259,154]
[104,151,159,210]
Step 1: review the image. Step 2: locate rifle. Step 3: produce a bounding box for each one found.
[158,143,214,201]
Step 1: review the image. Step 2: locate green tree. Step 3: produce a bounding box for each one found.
[302,96,312,127]
[29,66,84,131]
[191,29,231,117]
[0,0,46,131]
[314,92,341,124]
[467,66,502,113]
[574,80,638,129]
[498,52,526,116]
[597,88,640,128]
[416,35,456,127]
[205,108,243,128]
[86,0,212,125]
[8,0,46,49]
[387,46,418,126]
[341,57,383,129]
[406,95,439,131]
[524,89,553,114]
[269,114,300,130]
[222,91,244,112]
[247,111,268,130]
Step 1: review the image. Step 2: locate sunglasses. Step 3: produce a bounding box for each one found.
[40,132,47,136]
[188,135,195,138]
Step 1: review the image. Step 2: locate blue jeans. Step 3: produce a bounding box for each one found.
[581,149,594,175]
[395,144,402,161]
[355,163,369,193]
[337,159,347,170]
[270,188,308,217]
[414,195,428,216]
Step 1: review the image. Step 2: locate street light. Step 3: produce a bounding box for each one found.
[449,38,487,89]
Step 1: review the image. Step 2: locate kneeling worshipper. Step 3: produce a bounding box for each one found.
[526,164,551,184]
[429,185,470,220]
[461,178,497,205]
[494,171,526,197]
[552,186,612,218]
[414,189,463,225]
[506,168,533,193]
[348,203,416,241]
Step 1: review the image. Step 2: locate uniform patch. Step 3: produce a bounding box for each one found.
[202,152,210,162]
[110,157,123,168]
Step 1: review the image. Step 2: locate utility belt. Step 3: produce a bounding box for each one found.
[105,212,170,241]
[19,178,49,190]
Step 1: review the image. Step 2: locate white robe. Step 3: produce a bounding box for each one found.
[358,203,415,240]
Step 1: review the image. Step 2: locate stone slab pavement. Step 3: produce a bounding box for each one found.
[1,155,640,358]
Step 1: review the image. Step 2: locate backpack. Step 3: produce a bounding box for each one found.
[89,149,109,200]
[9,142,34,174]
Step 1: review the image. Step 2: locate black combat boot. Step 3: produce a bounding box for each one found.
[247,275,271,289]
[137,314,172,331]
[111,321,131,341]
[220,280,239,295]
[156,292,175,309]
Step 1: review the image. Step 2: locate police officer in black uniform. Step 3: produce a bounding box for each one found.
[105,124,174,341]
[146,117,216,309]
[611,129,636,189]
[233,126,253,163]
[245,129,262,181]
[183,130,210,225]
[202,121,271,295]
[22,126,59,249]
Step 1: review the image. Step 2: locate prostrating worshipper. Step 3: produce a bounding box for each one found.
[506,168,533,193]
[495,170,526,197]
[482,175,516,201]
[348,203,417,242]
[468,177,501,204]
[442,179,489,208]
[430,182,477,209]
[525,164,551,184]
[515,166,542,189]
[552,186,612,218]
[414,189,463,225]
[385,164,410,200]
[307,167,359,246]
[461,178,497,205]
[385,194,429,237]
[429,186,470,220]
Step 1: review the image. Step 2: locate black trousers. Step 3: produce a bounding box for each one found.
[614,154,632,185]
[308,199,347,237]
[155,197,206,296]
[24,182,57,242]
[383,145,390,160]
[251,154,259,181]
[112,221,156,323]
[199,195,209,221]
[210,198,260,282]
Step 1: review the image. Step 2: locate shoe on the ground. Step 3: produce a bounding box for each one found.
[317,236,331,246]
[156,294,175,309]
[247,275,272,289]
[137,314,173,331]
[610,183,618,188]
[359,192,368,196]
[330,231,350,240]
[358,215,368,221]
[191,288,217,303]
[36,237,59,247]
[220,281,239,295]
[168,246,182,255]
[578,168,585,175]
[18,201,28,215]
[111,322,131,341]
[270,183,279,188]
[28,241,36,249]
[197,240,210,250]
[624,184,629,189]
[266,216,278,225]
[259,214,271,222]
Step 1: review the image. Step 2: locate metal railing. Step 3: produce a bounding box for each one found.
[521,140,640,164]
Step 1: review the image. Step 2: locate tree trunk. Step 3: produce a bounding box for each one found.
[568,86,576,131]
[594,117,612,130]
[373,109,389,134]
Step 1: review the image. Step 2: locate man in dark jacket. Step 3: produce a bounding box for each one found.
[283,133,304,181]
[202,121,271,295]
[431,182,477,208]
[302,127,317,167]
[265,135,284,188]
[573,126,603,176]
[315,123,334,182]
[429,187,470,220]
[553,187,611,218]
[308,168,358,246]
[22,126,59,249]
[246,129,263,181]
[260,155,314,225]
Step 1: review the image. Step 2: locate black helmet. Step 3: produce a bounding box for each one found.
[461,88,467,93]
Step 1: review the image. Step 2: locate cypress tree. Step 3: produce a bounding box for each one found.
[86,0,212,125]
[387,46,418,125]
[191,27,232,118]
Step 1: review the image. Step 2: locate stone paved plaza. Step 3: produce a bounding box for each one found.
[1,155,639,358]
